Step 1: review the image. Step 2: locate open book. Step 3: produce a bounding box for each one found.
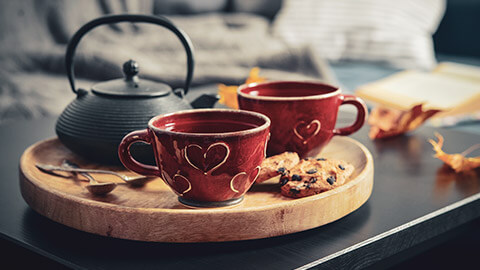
[355,62,480,125]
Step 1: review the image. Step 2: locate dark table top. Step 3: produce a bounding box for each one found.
[1,116,479,269]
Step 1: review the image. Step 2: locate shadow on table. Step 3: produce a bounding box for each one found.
[435,165,480,197]
[371,134,424,169]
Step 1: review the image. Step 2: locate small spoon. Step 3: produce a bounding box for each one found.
[36,163,155,186]
[61,160,117,196]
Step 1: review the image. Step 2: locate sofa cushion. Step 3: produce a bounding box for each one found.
[273,0,446,70]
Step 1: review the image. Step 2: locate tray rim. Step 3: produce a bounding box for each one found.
[19,136,374,242]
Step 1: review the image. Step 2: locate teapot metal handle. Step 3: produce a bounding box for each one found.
[65,14,194,96]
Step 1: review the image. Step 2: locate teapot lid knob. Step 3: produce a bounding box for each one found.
[91,59,171,97]
[123,60,139,81]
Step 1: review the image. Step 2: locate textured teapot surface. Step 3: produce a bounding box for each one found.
[56,14,195,164]
[56,91,192,164]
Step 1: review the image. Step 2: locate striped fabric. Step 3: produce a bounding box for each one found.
[273,0,446,70]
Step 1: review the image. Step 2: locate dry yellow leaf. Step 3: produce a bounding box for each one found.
[368,104,442,139]
[217,67,266,109]
[429,132,480,172]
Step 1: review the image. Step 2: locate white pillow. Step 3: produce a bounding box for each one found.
[273,0,446,70]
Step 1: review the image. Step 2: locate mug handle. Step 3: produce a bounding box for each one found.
[118,129,160,176]
[333,94,368,136]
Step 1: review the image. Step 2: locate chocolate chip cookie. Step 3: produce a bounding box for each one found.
[280,158,354,198]
[256,152,300,183]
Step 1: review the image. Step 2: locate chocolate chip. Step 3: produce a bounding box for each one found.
[303,158,309,161]
[306,169,317,174]
[327,176,336,185]
[310,177,317,183]
[305,183,311,189]
[291,174,302,181]
[290,187,301,194]
[280,177,289,186]
[316,158,326,161]
[338,164,345,170]
[277,167,286,174]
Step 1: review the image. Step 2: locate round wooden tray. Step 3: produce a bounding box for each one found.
[19,137,373,243]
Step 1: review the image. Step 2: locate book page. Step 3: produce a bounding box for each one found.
[356,71,480,110]
[434,62,480,83]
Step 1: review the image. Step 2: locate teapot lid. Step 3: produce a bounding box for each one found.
[91,60,171,97]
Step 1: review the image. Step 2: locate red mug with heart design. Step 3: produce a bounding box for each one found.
[238,81,367,158]
[118,109,270,207]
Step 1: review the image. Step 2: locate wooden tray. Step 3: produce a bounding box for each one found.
[19,137,373,243]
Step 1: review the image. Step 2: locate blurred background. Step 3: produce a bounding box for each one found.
[0,0,478,126]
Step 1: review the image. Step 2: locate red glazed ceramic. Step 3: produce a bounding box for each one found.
[118,109,270,207]
[238,81,367,158]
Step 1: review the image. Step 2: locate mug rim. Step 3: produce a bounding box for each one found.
[237,81,341,101]
[148,108,271,137]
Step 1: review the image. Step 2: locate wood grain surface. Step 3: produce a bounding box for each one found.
[19,136,373,243]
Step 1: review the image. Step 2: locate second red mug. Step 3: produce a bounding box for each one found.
[238,81,368,158]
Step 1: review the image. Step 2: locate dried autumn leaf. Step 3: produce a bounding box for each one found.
[217,84,239,109]
[429,132,480,172]
[368,104,442,139]
[218,67,266,109]
[244,67,266,85]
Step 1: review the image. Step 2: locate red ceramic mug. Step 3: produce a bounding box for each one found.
[238,81,367,158]
[118,109,270,207]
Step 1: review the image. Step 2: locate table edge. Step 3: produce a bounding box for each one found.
[297,192,480,269]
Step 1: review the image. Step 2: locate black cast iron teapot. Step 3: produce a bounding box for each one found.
[56,14,216,164]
